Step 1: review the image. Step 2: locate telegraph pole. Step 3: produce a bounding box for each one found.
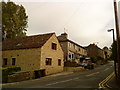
[114,0,120,83]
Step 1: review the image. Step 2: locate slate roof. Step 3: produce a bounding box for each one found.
[85,44,103,51]
[2,33,55,51]
[58,38,84,48]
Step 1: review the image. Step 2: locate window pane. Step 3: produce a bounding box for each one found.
[52,43,57,50]
[12,58,16,65]
[46,58,52,65]
[58,59,61,66]
[3,58,7,66]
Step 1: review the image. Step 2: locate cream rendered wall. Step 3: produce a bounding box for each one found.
[40,34,64,75]
[2,48,41,71]
[68,42,87,56]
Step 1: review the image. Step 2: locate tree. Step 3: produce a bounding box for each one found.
[2,1,28,39]
[110,40,118,62]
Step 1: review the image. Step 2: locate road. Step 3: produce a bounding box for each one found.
[2,61,114,88]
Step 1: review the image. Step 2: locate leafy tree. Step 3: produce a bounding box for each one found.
[110,40,118,61]
[2,1,28,39]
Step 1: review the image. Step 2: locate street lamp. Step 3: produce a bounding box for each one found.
[107,29,115,42]
[107,28,117,79]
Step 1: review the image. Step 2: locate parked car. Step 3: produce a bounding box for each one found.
[79,60,94,69]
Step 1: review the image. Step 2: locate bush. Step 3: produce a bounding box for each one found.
[2,66,21,83]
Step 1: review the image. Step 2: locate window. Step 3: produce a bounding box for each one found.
[72,54,74,59]
[46,58,52,65]
[69,42,71,48]
[3,58,7,66]
[52,43,57,50]
[58,59,61,66]
[69,54,71,59]
[12,58,16,65]
[73,44,75,49]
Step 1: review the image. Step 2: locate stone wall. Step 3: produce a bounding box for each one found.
[40,34,64,75]
[2,48,41,71]
[8,71,35,83]
[64,67,85,72]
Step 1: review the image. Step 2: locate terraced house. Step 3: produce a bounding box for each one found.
[57,32,87,62]
[85,44,105,59]
[2,33,64,76]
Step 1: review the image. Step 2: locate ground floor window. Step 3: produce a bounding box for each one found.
[72,54,74,59]
[12,58,16,65]
[3,58,8,66]
[46,58,52,65]
[69,54,71,59]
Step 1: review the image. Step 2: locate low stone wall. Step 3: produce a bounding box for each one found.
[8,71,35,83]
[64,67,85,72]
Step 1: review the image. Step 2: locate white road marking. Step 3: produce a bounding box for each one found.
[46,77,79,86]
[86,72,100,77]
[104,68,109,71]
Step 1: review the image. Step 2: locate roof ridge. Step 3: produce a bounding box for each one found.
[26,32,55,37]
[4,32,55,41]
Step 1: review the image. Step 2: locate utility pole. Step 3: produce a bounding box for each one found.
[114,0,120,83]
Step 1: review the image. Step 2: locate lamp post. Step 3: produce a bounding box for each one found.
[107,29,118,79]
[108,29,115,42]
[114,0,120,83]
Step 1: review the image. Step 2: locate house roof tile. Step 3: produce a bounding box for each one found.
[2,32,54,51]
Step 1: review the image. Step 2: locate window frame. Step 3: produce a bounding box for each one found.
[3,58,8,66]
[12,58,16,65]
[52,43,57,50]
[46,58,52,65]
[58,59,61,66]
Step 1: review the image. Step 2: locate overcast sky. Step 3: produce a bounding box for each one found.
[12,0,118,48]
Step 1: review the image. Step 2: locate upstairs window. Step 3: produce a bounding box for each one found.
[12,58,16,65]
[3,58,7,66]
[58,59,61,66]
[46,58,52,65]
[52,43,57,50]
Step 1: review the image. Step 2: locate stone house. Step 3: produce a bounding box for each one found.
[2,33,64,77]
[85,44,105,59]
[57,32,87,62]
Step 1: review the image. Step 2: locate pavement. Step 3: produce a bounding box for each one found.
[106,74,120,89]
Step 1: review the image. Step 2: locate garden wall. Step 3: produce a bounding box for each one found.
[8,71,35,83]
